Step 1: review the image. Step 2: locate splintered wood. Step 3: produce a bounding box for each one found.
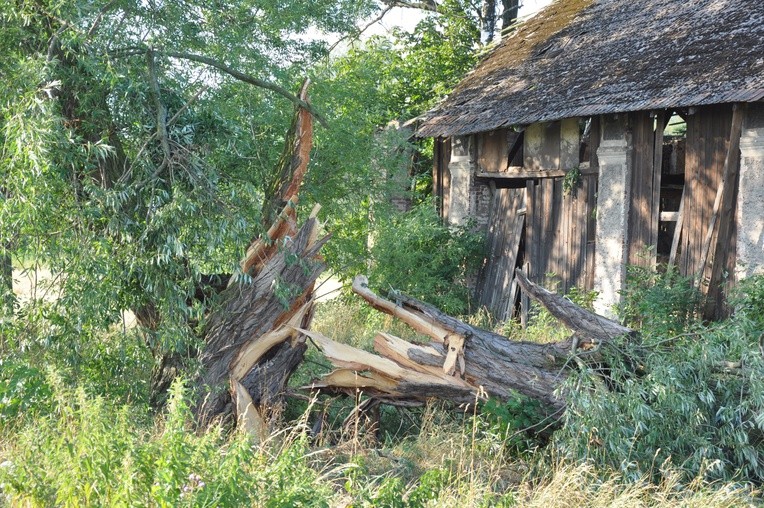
[193,80,637,434]
[194,80,326,429]
[303,273,636,417]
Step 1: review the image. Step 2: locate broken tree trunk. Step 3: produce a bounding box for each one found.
[305,271,636,418]
[193,81,328,429]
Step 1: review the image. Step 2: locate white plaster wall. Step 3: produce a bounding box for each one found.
[448,136,473,226]
[735,119,764,281]
[448,158,471,226]
[560,118,580,170]
[523,123,544,169]
[593,116,632,318]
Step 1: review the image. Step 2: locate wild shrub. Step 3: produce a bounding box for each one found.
[619,265,699,337]
[367,201,484,316]
[481,396,546,454]
[556,273,764,484]
[0,358,52,425]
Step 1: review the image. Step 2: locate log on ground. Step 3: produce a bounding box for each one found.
[304,273,637,418]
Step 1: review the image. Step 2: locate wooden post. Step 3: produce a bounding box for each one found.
[650,112,665,266]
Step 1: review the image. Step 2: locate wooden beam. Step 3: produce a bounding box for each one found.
[476,165,597,180]
[695,104,745,287]
[650,112,665,265]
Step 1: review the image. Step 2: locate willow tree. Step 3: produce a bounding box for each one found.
[0,0,374,396]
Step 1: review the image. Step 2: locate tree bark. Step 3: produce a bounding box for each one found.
[195,216,328,426]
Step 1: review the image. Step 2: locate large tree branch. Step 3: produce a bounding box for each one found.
[108,47,328,127]
[162,51,328,128]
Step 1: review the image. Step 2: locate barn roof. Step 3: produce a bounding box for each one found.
[417,0,764,137]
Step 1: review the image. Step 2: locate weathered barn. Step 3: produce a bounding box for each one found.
[418,0,764,319]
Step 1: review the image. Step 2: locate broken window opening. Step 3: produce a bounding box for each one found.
[657,111,686,264]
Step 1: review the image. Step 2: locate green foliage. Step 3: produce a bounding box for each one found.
[406,468,450,506]
[0,0,382,370]
[562,166,581,195]
[728,274,764,331]
[1,296,152,405]
[307,3,480,280]
[557,279,764,483]
[482,396,545,453]
[0,359,52,424]
[619,265,699,337]
[367,201,484,316]
[0,379,332,507]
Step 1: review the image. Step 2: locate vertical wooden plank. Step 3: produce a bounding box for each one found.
[586,174,598,291]
[521,262,530,328]
[680,113,699,276]
[526,179,536,283]
[501,208,525,318]
[507,276,520,320]
[560,177,570,290]
[650,112,665,265]
[571,175,582,288]
[475,184,501,309]
[633,111,655,267]
[703,105,744,317]
[542,178,554,286]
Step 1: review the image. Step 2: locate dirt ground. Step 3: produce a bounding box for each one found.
[11,267,137,327]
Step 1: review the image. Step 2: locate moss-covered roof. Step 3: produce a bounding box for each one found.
[417,0,764,137]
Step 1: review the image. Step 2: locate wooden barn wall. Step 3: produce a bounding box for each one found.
[474,118,598,320]
[627,111,662,267]
[433,137,451,220]
[475,187,525,317]
[477,128,524,173]
[525,174,598,294]
[677,104,735,292]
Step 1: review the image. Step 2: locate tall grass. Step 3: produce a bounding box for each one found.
[3,273,764,506]
[1,375,757,507]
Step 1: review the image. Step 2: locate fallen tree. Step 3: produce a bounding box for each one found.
[302,272,636,419]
